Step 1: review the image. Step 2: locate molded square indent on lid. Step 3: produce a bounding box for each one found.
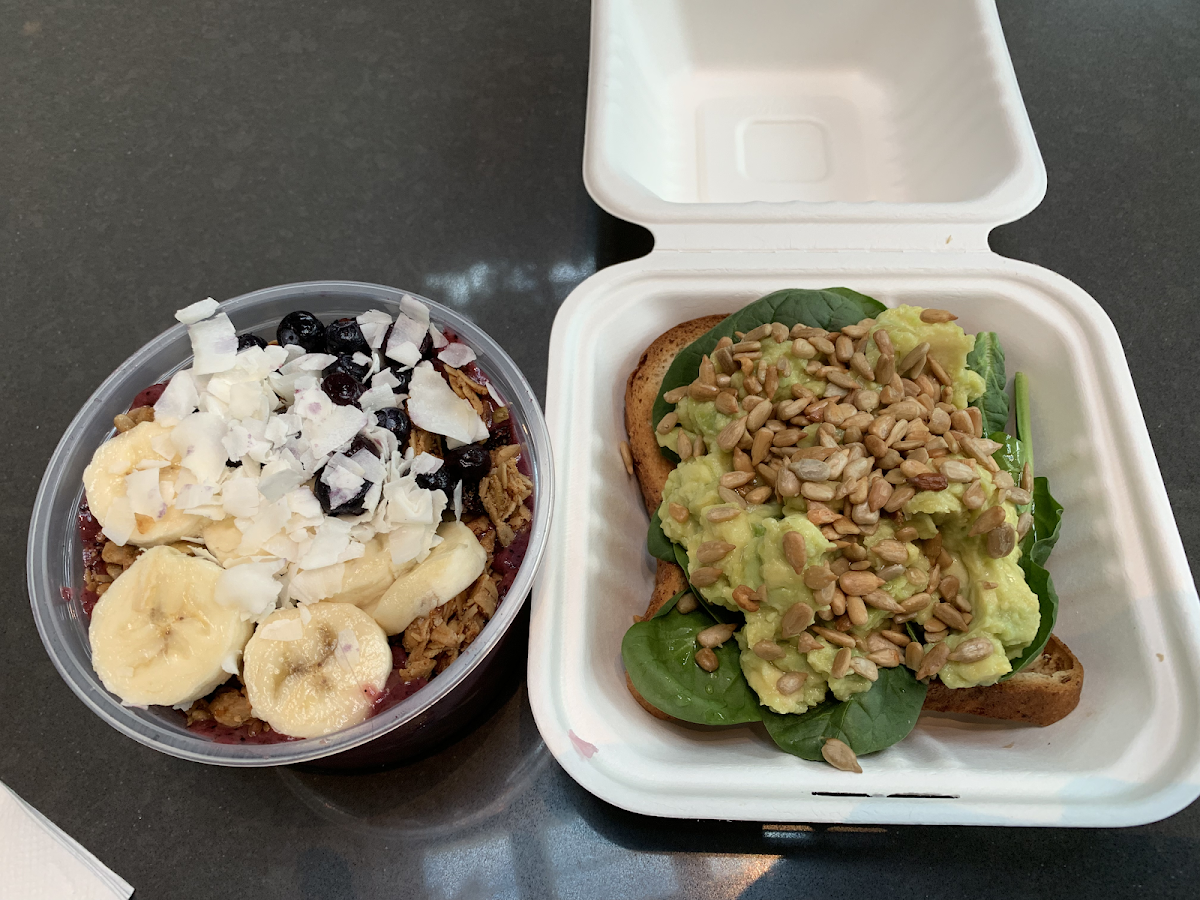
[740,119,827,183]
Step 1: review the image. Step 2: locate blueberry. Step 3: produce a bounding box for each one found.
[348,433,381,458]
[324,354,370,382]
[445,444,490,483]
[322,372,365,407]
[277,311,325,353]
[313,467,371,516]
[325,318,369,357]
[374,407,412,446]
[387,364,414,394]
[416,467,456,496]
[237,333,268,351]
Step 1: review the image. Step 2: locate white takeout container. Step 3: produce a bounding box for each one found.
[528,0,1200,825]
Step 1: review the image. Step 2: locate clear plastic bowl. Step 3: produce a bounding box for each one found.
[27,281,553,767]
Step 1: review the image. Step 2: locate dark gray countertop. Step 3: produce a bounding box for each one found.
[3,1,1199,897]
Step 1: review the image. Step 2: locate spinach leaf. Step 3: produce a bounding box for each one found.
[1005,476,1064,678]
[760,666,928,760]
[651,588,689,620]
[1013,371,1033,477]
[672,543,739,625]
[651,288,887,428]
[1005,556,1061,679]
[647,508,676,563]
[989,431,1025,485]
[622,609,763,725]
[966,332,1009,434]
[1022,476,1063,569]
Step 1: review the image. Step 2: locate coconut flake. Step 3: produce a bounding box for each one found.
[257,616,304,641]
[406,362,489,444]
[308,405,368,458]
[287,564,346,604]
[322,462,366,511]
[125,468,167,520]
[174,481,217,511]
[410,452,444,476]
[281,353,338,376]
[155,370,200,424]
[101,495,136,546]
[356,310,393,350]
[429,324,449,350]
[399,295,430,325]
[486,381,506,407]
[258,454,307,502]
[358,384,398,414]
[175,297,219,325]
[171,412,229,484]
[453,480,463,521]
[189,312,238,375]
[372,368,401,390]
[437,342,476,367]
[222,477,260,517]
[214,560,284,620]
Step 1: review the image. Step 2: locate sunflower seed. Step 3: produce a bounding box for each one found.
[745,486,774,505]
[871,539,908,565]
[969,505,1007,536]
[796,631,824,652]
[863,590,904,613]
[731,584,760,612]
[987,524,1017,558]
[927,356,952,386]
[828,587,847,614]
[1016,511,1033,540]
[744,324,774,341]
[669,502,690,522]
[898,342,930,376]
[911,472,949,492]
[949,637,994,663]
[876,564,906,583]
[1007,486,1032,506]
[697,623,738,648]
[688,382,720,402]
[939,575,960,602]
[695,648,719,672]
[792,458,831,482]
[832,334,852,363]
[792,337,817,358]
[775,466,801,498]
[902,592,932,613]
[883,485,916,512]
[691,567,723,588]
[812,626,857,649]
[763,365,780,400]
[1021,460,1033,493]
[713,416,745,452]
[934,603,969,631]
[798,481,834,502]
[821,737,862,773]
[749,428,772,465]
[905,641,924,670]
[849,352,875,382]
[924,615,947,633]
[696,542,736,566]
[619,441,634,475]
[706,506,742,523]
[693,434,706,457]
[927,407,952,435]
[781,601,815,637]
[966,406,984,438]
[828,647,851,679]
[839,593,865,627]
[915,640,950,680]
[773,427,802,448]
[715,487,744,509]
[718,472,751,491]
[664,386,689,405]
[713,392,738,416]
[962,480,986,510]
[656,412,679,435]
[803,565,837,589]
[731,340,762,354]
[850,657,880,681]
[777,671,809,695]
[808,335,835,356]
[880,629,911,647]
[935,459,972,483]
[919,308,958,324]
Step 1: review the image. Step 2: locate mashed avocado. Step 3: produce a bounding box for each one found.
[656,305,1039,715]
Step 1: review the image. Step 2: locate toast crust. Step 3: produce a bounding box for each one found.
[625,315,726,514]
[621,318,1083,728]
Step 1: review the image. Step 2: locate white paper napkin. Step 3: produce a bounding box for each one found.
[0,782,133,900]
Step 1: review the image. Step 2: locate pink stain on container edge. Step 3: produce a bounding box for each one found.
[569,730,598,759]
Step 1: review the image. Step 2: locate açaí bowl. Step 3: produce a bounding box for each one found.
[27,281,552,769]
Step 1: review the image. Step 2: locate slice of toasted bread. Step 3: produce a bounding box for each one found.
[621,318,1083,729]
[625,315,726,514]
[922,635,1083,725]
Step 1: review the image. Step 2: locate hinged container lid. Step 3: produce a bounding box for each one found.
[584,0,1046,252]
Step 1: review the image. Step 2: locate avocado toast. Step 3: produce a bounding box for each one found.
[621,289,1082,771]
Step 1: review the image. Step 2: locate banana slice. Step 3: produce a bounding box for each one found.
[328,534,401,608]
[89,546,254,707]
[360,521,486,635]
[202,517,244,565]
[242,602,392,739]
[83,420,205,546]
